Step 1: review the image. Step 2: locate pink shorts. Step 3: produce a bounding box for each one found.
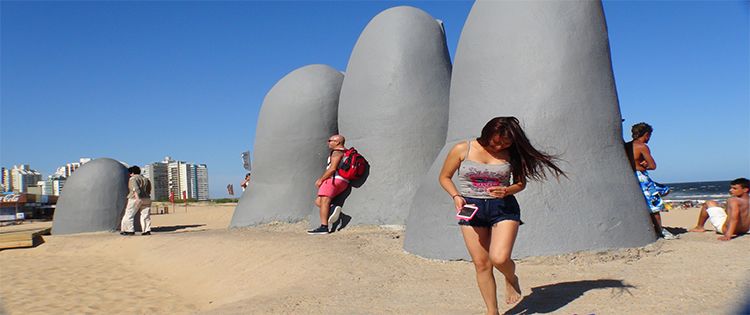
[317,177,349,198]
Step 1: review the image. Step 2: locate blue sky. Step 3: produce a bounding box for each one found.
[2,1,748,198]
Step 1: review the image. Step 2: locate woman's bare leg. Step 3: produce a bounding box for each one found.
[489,220,522,304]
[461,226,499,315]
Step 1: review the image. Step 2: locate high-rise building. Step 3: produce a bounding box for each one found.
[195,164,209,201]
[58,158,91,178]
[10,165,42,193]
[41,175,67,196]
[1,167,11,192]
[38,179,53,196]
[54,166,66,178]
[143,158,169,200]
[65,163,80,177]
[37,158,90,196]
[52,177,66,196]
[157,157,209,201]
[178,162,195,200]
[36,176,65,196]
[167,159,181,199]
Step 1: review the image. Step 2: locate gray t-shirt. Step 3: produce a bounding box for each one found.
[455,142,512,199]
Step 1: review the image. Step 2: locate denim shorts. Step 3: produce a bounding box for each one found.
[458,196,522,227]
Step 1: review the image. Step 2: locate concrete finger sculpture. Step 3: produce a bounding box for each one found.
[404,0,657,259]
[337,6,452,224]
[52,158,129,235]
[230,64,343,227]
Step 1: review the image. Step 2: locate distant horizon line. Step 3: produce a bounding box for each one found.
[664,179,740,185]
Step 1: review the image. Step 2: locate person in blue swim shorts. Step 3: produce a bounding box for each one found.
[625,122,676,240]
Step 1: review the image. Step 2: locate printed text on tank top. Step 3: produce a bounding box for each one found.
[456,141,512,199]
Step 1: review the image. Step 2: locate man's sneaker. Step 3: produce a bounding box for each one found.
[307,225,329,235]
[661,228,678,240]
[328,205,342,227]
[120,231,135,236]
[142,231,151,236]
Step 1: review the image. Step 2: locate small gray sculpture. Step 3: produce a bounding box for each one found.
[52,158,128,235]
[231,64,343,227]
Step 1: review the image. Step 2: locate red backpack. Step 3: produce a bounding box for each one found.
[336,147,369,181]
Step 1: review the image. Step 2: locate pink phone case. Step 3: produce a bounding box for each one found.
[456,204,479,220]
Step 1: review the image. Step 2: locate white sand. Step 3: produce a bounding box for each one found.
[1,204,748,314]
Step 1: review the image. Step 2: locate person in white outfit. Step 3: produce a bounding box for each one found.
[120,165,152,236]
[690,178,750,241]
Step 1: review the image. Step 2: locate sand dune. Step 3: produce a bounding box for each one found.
[1,204,748,314]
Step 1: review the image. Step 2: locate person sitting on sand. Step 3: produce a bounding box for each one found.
[307,134,348,235]
[624,122,676,240]
[439,117,566,311]
[689,178,750,241]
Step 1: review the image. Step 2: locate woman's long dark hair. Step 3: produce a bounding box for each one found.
[476,117,566,182]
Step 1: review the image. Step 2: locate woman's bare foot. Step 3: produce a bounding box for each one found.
[689,226,706,232]
[504,274,522,304]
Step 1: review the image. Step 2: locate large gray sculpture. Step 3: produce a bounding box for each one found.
[337,6,452,224]
[231,64,343,227]
[404,1,657,259]
[52,158,128,235]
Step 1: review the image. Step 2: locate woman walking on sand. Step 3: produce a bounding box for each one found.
[439,117,565,314]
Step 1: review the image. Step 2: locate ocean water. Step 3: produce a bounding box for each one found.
[662,180,731,202]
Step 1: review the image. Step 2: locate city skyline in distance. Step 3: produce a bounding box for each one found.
[1,156,210,201]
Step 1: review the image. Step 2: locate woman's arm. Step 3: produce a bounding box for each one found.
[488,180,525,198]
[439,142,467,211]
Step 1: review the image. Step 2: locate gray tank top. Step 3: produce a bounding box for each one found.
[457,141,512,199]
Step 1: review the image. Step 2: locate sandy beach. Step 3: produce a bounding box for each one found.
[1,203,748,315]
